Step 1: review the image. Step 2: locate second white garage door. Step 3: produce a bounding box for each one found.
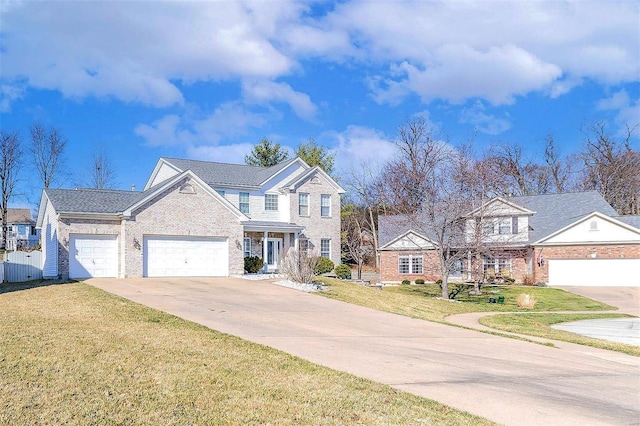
[549,258,640,286]
[143,236,229,277]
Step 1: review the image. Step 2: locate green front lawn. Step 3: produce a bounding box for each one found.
[316,279,615,322]
[315,278,636,355]
[0,281,493,425]
[480,313,639,356]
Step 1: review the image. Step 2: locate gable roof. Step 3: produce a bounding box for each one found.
[466,196,535,217]
[7,208,34,224]
[379,229,437,250]
[44,188,145,214]
[534,211,640,245]
[510,191,618,242]
[152,157,301,189]
[280,165,346,194]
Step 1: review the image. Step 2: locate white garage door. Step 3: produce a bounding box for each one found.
[549,259,640,286]
[143,236,229,277]
[69,235,118,279]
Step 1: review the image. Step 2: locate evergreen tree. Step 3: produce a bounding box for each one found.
[245,137,289,167]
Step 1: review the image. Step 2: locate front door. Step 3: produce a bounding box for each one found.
[266,238,282,272]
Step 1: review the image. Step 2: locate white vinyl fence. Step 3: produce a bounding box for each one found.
[3,250,43,282]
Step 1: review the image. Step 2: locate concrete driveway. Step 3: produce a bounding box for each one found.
[87,277,640,426]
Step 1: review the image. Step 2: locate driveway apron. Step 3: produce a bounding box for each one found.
[87,277,640,426]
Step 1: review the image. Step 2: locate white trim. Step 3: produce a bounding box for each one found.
[379,229,438,250]
[143,158,182,191]
[124,170,249,220]
[466,196,535,217]
[534,211,640,245]
[281,165,346,194]
[259,157,308,187]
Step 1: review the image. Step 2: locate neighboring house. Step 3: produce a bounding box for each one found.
[3,208,40,251]
[379,191,640,287]
[36,157,344,279]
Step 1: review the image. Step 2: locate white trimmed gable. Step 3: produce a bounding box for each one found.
[380,230,436,250]
[144,159,181,190]
[468,197,535,217]
[536,212,640,245]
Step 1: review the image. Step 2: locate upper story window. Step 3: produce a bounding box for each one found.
[239,192,250,214]
[265,194,278,211]
[321,194,331,217]
[498,218,511,235]
[482,220,495,235]
[299,193,309,216]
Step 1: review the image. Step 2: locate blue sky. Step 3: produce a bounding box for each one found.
[1,0,639,210]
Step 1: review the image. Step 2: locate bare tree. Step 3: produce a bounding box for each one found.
[30,122,67,189]
[378,118,497,299]
[485,143,551,196]
[343,160,382,269]
[84,146,118,189]
[0,131,23,250]
[341,202,374,279]
[579,121,640,215]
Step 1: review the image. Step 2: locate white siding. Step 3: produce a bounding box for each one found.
[148,162,180,188]
[40,199,58,279]
[545,216,640,244]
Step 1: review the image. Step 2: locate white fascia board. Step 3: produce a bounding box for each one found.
[379,229,438,250]
[466,197,535,217]
[534,211,640,245]
[259,157,308,188]
[35,190,49,229]
[281,166,346,194]
[126,170,249,221]
[143,158,183,191]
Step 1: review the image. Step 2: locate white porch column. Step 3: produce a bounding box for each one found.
[467,250,472,281]
[262,231,269,273]
[294,232,299,251]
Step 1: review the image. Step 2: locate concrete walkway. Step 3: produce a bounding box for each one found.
[87,277,640,426]
[446,286,640,346]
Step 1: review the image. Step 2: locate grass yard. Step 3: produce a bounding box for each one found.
[315,278,636,354]
[316,278,615,323]
[0,281,493,426]
[479,313,640,356]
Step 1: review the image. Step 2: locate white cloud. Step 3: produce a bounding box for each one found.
[597,90,640,136]
[1,1,297,107]
[459,101,511,135]
[326,126,396,175]
[134,102,268,153]
[0,84,26,112]
[242,80,317,119]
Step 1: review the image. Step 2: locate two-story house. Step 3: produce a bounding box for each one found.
[4,208,40,250]
[36,157,344,279]
[378,192,640,287]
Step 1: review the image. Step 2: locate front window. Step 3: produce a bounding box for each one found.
[265,194,278,211]
[321,194,331,217]
[320,239,331,258]
[239,192,250,214]
[243,237,251,257]
[299,193,309,216]
[398,255,423,274]
[483,255,511,276]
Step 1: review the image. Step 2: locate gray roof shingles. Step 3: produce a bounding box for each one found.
[161,157,297,187]
[379,191,625,246]
[46,188,145,214]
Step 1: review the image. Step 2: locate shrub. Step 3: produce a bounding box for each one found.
[401,279,410,286]
[244,256,264,274]
[435,279,443,285]
[314,257,335,275]
[516,293,536,309]
[335,264,351,279]
[522,274,535,286]
[505,277,515,284]
[280,249,318,284]
[415,279,425,285]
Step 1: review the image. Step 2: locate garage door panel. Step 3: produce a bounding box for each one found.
[70,235,119,279]
[143,236,228,277]
[549,259,640,286]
